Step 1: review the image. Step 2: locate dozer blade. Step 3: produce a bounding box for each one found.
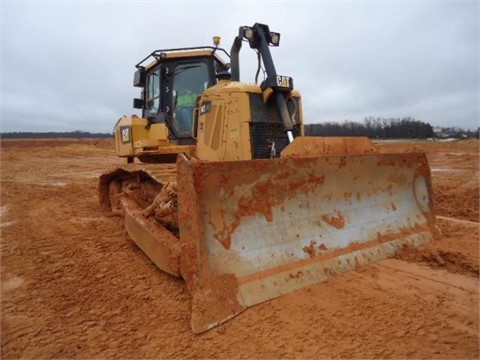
[176,150,436,333]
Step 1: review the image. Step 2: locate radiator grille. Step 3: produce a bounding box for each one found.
[249,93,301,159]
[250,122,300,159]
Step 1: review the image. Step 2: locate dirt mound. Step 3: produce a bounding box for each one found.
[397,247,479,277]
[397,216,479,277]
[434,183,479,221]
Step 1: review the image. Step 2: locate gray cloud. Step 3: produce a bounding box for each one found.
[1,1,478,133]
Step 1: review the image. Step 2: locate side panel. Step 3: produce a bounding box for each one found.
[195,92,252,161]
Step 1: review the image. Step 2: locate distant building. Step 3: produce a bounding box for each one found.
[433,127,446,138]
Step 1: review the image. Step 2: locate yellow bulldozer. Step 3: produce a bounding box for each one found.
[100,23,437,333]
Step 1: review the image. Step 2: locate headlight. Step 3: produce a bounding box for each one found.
[269,32,280,46]
[243,26,254,40]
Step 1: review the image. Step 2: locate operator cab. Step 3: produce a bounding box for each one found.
[133,47,230,144]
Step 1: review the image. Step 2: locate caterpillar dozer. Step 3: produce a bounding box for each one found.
[99,23,437,333]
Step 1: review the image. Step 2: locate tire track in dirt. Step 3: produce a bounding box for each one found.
[436,215,479,225]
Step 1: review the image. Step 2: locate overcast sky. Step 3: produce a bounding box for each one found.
[1,1,479,133]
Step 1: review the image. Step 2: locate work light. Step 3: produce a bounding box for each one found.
[243,26,254,40]
[270,32,280,46]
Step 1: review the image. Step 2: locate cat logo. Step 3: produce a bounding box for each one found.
[200,101,212,115]
[276,75,291,88]
[120,126,131,143]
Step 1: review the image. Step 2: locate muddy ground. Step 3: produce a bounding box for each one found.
[1,138,478,359]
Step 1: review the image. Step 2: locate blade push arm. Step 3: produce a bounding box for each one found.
[230,23,295,142]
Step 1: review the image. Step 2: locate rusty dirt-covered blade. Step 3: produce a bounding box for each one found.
[176,151,437,333]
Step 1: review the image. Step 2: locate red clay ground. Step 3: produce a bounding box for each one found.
[1,138,478,358]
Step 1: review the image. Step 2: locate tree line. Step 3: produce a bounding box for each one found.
[1,130,113,139]
[1,118,478,139]
[436,126,479,139]
[304,117,436,139]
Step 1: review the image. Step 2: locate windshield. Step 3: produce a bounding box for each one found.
[171,62,210,137]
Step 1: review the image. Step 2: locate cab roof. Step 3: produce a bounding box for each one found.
[137,46,230,71]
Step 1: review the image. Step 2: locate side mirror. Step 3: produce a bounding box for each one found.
[133,68,146,87]
[133,98,144,109]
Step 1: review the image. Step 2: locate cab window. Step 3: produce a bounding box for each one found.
[172,62,210,137]
[146,69,160,114]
